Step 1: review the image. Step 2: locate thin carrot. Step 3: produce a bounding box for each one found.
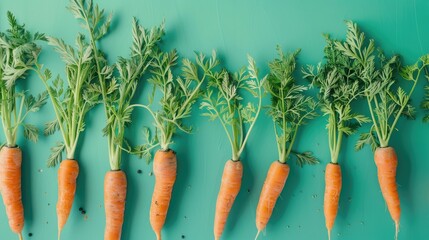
[374,147,400,238]
[0,12,47,240]
[255,161,289,234]
[303,26,368,239]
[131,49,205,239]
[0,146,24,237]
[150,150,177,240]
[199,54,265,239]
[255,48,318,238]
[324,163,342,240]
[214,160,243,240]
[57,159,79,236]
[334,22,429,239]
[104,170,127,240]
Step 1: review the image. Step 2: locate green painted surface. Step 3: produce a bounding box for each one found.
[1,0,429,239]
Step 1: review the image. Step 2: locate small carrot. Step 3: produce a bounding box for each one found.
[198,54,265,239]
[255,161,289,235]
[255,48,318,239]
[0,146,24,239]
[104,170,127,240]
[303,27,368,239]
[150,150,177,240]
[0,12,47,240]
[214,160,243,240]
[324,163,342,240]
[374,147,400,237]
[132,49,205,239]
[57,159,79,236]
[334,22,429,239]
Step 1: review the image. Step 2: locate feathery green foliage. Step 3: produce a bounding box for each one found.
[131,50,205,160]
[34,33,98,167]
[70,0,164,170]
[266,47,318,165]
[334,21,429,150]
[303,32,369,164]
[0,11,47,147]
[199,52,265,161]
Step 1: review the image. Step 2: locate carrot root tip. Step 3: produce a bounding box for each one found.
[395,221,399,240]
[255,230,261,240]
[328,230,331,240]
[156,232,161,240]
[18,233,23,240]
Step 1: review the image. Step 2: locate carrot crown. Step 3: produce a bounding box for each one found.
[0,12,48,147]
[265,46,318,165]
[200,53,265,161]
[70,0,164,170]
[303,32,369,164]
[334,21,429,150]
[34,33,99,167]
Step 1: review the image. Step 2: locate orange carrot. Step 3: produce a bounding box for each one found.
[57,159,79,237]
[150,149,177,240]
[255,161,290,236]
[374,147,400,239]
[104,170,127,240]
[214,160,243,240]
[0,146,24,239]
[324,163,342,240]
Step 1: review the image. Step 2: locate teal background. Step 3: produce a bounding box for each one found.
[1,0,429,239]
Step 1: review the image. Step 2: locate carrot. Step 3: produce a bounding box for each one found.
[254,48,318,239]
[0,12,47,240]
[255,161,289,234]
[334,22,429,239]
[131,49,205,239]
[150,150,177,240]
[303,26,367,239]
[324,163,342,240]
[374,147,400,238]
[214,160,243,240]
[0,146,24,239]
[198,55,264,239]
[104,170,127,240]
[57,159,79,236]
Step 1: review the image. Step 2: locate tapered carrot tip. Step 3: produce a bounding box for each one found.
[18,233,23,240]
[395,221,399,240]
[254,230,261,240]
[328,230,331,240]
[155,231,161,240]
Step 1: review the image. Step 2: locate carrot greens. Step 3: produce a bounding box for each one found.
[303,33,369,164]
[34,34,98,167]
[333,21,429,150]
[69,0,164,170]
[0,12,47,147]
[130,50,205,158]
[266,47,318,165]
[199,52,265,161]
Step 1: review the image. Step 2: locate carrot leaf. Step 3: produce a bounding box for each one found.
[200,53,265,161]
[74,0,165,170]
[335,21,429,149]
[47,141,66,168]
[303,31,369,163]
[266,47,318,164]
[0,12,46,147]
